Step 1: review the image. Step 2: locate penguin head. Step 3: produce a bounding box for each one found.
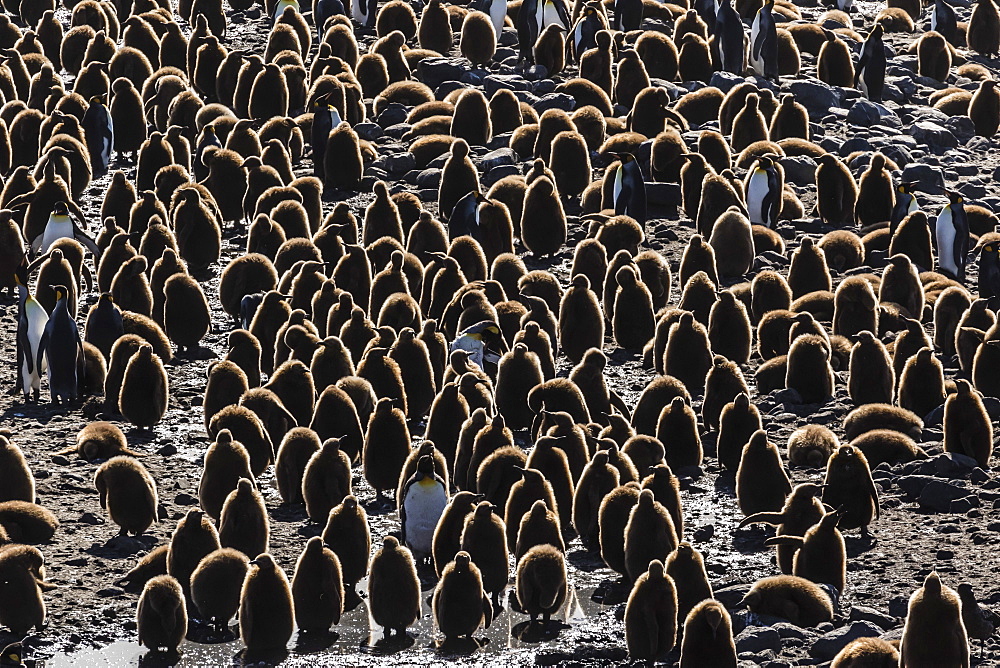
[383,535,400,550]
[52,201,69,218]
[869,23,884,39]
[1,642,23,667]
[453,551,472,571]
[945,190,964,206]
[51,284,68,302]
[343,495,359,510]
[792,482,824,500]
[980,243,996,257]
[252,553,276,570]
[416,454,435,476]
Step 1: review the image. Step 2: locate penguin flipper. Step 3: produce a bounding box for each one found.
[482,594,493,629]
[763,535,804,547]
[737,511,785,528]
[866,474,881,521]
[36,329,48,374]
[18,322,32,376]
[81,262,94,293]
[554,0,570,28]
[608,390,631,420]
[72,225,101,257]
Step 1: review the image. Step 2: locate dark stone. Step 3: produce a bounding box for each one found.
[946,115,977,142]
[418,57,470,90]
[482,163,521,186]
[809,621,885,660]
[383,152,416,174]
[907,121,957,152]
[376,103,409,128]
[709,71,746,93]
[918,480,970,511]
[415,168,442,188]
[435,81,469,100]
[932,452,978,478]
[484,74,533,97]
[353,121,383,141]
[780,156,818,185]
[846,99,899,127]
[901,163,945,194]
[839,136,873,156]
[848,605,898,630]
[783,80,842,118]
[533,92,576,113]
[477,148,518,172]
[736,626,782,654]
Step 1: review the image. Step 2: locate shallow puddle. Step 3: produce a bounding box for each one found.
[44,584,611,666]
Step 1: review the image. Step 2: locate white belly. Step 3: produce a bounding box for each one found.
[402,482,448,555]
[937,209,957,275]
[613,166,624,205]
[746,172,768,225]
[21,300,48,393]
[40,219,73,255]
[491,0,507,35]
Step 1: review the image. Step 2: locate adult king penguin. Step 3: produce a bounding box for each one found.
[936,191,969,283]
[890,182,919,236]
[856,24,886,102]
[571,4,605,60]
[311,94,340,181]
[15,266,47,403]
[400,455,449,563]
[932,0,958,44]
[82,97,114,177]
[716,0,746,75]
[517,0,541,63]
[482,0,509,37]
[977,240,1000,302]
[611,153,647,232]
[38,285,84,404]
[352,0,376,29]
[31,202,100,259]
[750,1,778,82]
[746,155,781,228]
[615,0,642,31]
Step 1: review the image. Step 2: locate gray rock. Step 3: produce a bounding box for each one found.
[848,605,898,630]
[459,71,485,86]
[888,596,909,618]
[483,164,520,186]
[901,163,945,194]
[484,74,532,96]
[736,627,782,654]
[418,57,470,90]
[783,80,842,118]
[533,92,576,113]
[715,583,753,608]
[532,79,557,95]
[896,474,937,498]
[846,99,899,127]
[780,156,818,185]
[710,71,747,93]
[376,103,409,128]
[415,168,442,188]
[477,148,517,171]
[949,495,979,513]
[918,479,969,511]
[932,452,979,478]
[839,136,873,156]
[383,152,416,174]
[771,622,812,640]
[354,122,383,141]
[435,81,469,100]
[908,121,958,152]
[382,123,411,139]
[946,115,977,142]
[809,621,885,660]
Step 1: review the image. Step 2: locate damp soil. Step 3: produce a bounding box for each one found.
[4,0,1000,665]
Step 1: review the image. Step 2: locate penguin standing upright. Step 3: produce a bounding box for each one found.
[38,285,84,404]
[353,0,377,29]
[31,202,100,258]
[517,0,541,63]
[448,191,487,242]
[856,24,886,103]
[936,191,969,283]
[745,155,781,228]
[978,241,1000,301]
[715,0,746,75]
[15,268,47,403]
[537,0,570,32]
[81,97,114,177]
[890,182,918,237]
[400,454,449,563]
[615,0,642,31]
[483,0,509,37]
[310,94,340,182]
[571,5,605,62]
[750,1,778,82]
[932,0,958,44]
[611,153,647,232]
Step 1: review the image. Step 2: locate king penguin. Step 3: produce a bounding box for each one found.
[81,97,114,177]
[537,0,570,33]
[746,155,781,228]
[400,454,450,564]
[715,0,746,75]
[352,0,377,29]
[750,1,778,82]
[611,153,647,232]
[482,0,509,36]
[38,285,84,404]
[517,0,540,63]
[31,202,100,259]
[310,94,341,182]
[274,0,301,24]
[615,0,642,31]
[978,241,1000,302]
[936,191,970,284]
[856,24,886,103]
[890,182,919,237]
[15,267,47,403]
[932,0,958,44]
[571,5,604,61]
[449,191,488,242]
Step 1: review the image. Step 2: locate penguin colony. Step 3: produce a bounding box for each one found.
[0,0,999,663]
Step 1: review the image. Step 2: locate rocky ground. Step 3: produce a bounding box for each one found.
[3,0,1000,665]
